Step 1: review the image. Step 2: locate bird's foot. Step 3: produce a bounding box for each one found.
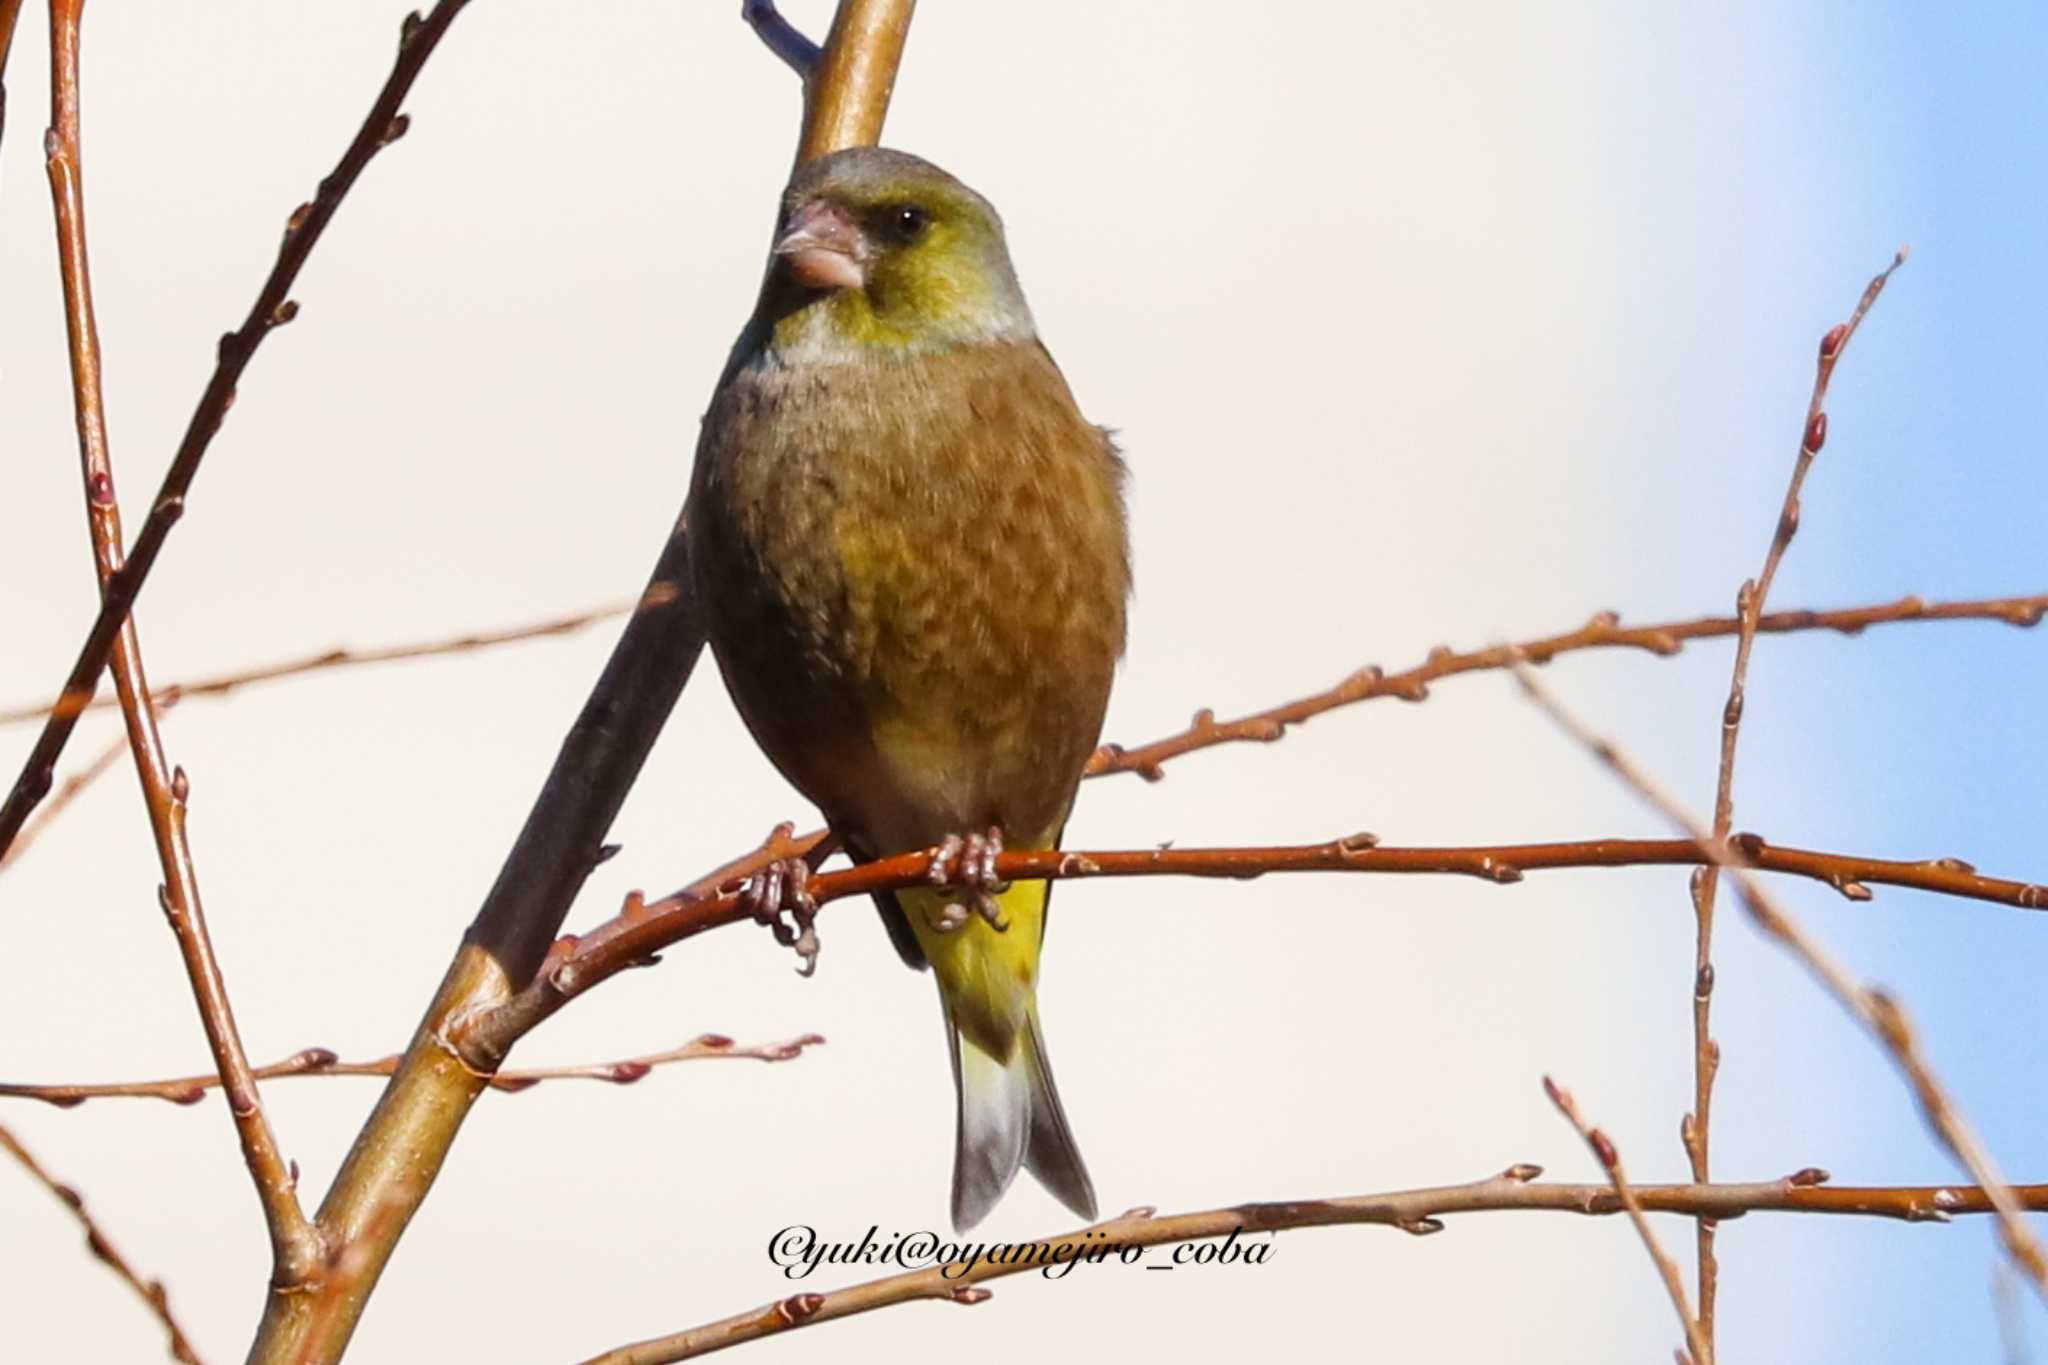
[925,826,1009,933]
[743,857,821,976]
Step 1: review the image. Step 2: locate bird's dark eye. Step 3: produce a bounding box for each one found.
[889,204,931,242]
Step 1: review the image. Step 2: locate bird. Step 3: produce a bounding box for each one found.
[686,147,1130,1231]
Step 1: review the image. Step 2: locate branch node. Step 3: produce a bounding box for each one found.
[777,1292,826,1325]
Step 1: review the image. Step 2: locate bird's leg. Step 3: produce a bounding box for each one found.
[926,825,1010,933]
[742,835,837,977]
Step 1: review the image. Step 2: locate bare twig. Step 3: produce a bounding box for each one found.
[1684,247,1906,1342]
[456,829,2048,1065]
[0,724,130,871]
[3,590,2033,737]
[742,0,821,76]
[1545,1076,1711,1365]
[2,1122,206,1364]
[573,1167,2048,1363]
[1508,655,2048,1304]
[0,0,475,859]
[243,9,920,1361]
[40,0,317,1284]
[0,601,633,726]
[1089,590,2042,781]
[0,0,23,143]
[0,1033,824,1107]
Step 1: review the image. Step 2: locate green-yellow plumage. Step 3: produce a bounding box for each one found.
[687,148,1130,1229]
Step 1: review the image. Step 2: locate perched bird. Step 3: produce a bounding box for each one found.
[687,147,1130,1230]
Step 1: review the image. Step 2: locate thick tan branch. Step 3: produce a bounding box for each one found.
[572,1169,2048,1364]
[0,1033,822,1107]
[42,0,316,1285]
[243,8,919,1362]
[794,0,914,164]
[3,1122,206,1364]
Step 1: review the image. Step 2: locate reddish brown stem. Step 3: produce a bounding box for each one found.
[0,600,632,726]
[2,1123,207,1364]
[456,830,2047,1066]
[1683,247,1906,1343]
[1510,655,2048,1304]
[1089,590,2040,780]
[0,723,130,871]
[575,1168,2048,1364]
[0,1033,824,1106]
[41,0,317,1286]
[0,0,474,860]
[1546,1076,1710,1365]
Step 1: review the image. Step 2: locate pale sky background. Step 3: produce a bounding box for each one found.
[1,3,2044,1362]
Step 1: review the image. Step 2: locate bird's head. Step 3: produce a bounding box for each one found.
[757,148,1035,362]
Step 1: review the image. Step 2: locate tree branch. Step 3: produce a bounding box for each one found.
[0,601,633,726]
[1546,1076,1710,1365]
[572,1168,2048,1364]
[1088,590,2041,781]
[41,0,317,1286]
[793,0,914,165]
[1508,654,2048,1305]
[3,1121,207,1365]
[741,0,820,77]
[242,7,922,1360]
[455,829,2048,1066]
[1684,247,1906,1344]
[0,0,23,145]
[0,1033,823,1107]
[0,0,474,860]
[0,722,132,871]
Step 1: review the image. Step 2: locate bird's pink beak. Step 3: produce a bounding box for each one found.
[775,200,866,292]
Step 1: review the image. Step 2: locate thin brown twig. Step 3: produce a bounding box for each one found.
[1507,654,2048,1304]
[456,828,2048,1066]
[1684,247,1907,1343]
[0,1033,825,1107]
[0,0,23,142]
[572,1167,2048,1364]
[1088,590,2042,781]
[1545,1076,1711,1365]
[41,0,318,1285]
[2,1121,206,1364]
[0,723,130,871]
[0,0,475,859]
[243,10,917,1361]
[0,601,633,726]
[2,589,2031,738]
